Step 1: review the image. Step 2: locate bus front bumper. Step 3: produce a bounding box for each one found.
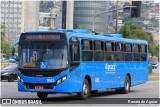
[18,79,71,93]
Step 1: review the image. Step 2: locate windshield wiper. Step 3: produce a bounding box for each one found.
[60,53,64,69]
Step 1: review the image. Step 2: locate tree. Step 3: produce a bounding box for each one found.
[153,45,159,58]
[3,41,12,58]
[1,23,5,44]
[118,21,154,54]
[0,22,12,58]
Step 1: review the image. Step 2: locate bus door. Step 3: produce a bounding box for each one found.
[69,37,81,91]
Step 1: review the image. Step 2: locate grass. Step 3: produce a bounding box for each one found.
[149,77,159,81]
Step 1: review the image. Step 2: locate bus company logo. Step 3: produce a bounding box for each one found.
[105,64,116,71]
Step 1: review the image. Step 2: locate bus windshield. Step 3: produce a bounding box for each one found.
[19,44,68,69]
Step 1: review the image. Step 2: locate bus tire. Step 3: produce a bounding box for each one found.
[116,76,130,94]
[122,76,130,94]
[77,79,90,100]
[37,92,48,99]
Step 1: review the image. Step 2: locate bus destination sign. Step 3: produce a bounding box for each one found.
[26,34,61,40]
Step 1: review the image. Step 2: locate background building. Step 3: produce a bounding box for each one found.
[1,1,22,44]
[62,1,109,33]
[1,1,39,44]
[21,1,39,33]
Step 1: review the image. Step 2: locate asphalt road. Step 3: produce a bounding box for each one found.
[1,80,159,105]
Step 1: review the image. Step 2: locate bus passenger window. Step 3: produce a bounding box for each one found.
[82,40,93,61]
[124,43,132,61]
[115,43,124,61]
[105,42,114,61]
[140,45,147,61]
[133,44,140,61]
[94,41,104,61]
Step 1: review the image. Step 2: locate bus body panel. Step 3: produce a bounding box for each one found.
[17,30,148,94]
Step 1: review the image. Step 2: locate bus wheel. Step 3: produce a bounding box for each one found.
[77,79,90,100]
[37,92,48,99]
[122,76,130,94]
[116,76,130,94]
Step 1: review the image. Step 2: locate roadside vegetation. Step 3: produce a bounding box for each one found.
[1,23,12,59]
[118,21,154,55]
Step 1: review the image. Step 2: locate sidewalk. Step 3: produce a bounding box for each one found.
[149,67,159,81]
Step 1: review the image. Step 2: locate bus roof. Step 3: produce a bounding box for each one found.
[27,29,148,44]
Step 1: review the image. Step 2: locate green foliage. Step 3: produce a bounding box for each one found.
[1,23,5,44]
[1,22,12,58]
[118,21,154,54]
[2,41,12,58]
[153,44,159,57]
[149,63,152,74]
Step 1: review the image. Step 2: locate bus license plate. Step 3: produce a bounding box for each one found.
[35,86,43,90]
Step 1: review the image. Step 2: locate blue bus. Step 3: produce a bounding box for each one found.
[12,29,148,99]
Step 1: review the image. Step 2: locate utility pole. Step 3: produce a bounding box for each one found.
[115,1,118,33]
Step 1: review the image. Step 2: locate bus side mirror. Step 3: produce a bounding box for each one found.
[12,42,19,61]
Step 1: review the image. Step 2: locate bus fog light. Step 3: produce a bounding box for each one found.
[56,79,62,85]
[62,76,67,82]
[18,76,20,80]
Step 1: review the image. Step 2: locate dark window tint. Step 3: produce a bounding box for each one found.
[82,51,93,61]
[82,40,93,61]
[70,44,80,62]
[106,42,114,51]
[124,44,132,52]
[141,45,146,53]
[82,40,93,50]
[115,42,124,51]
[124,43,132,61]
[133,44,139,52]
[133,44,140,61]
[95,41,101,50]
[125,53,132,61]
[94,41,104,61]
[140,45,147,61]
[105,52,114,61]
[141,54,147,61]
[115,42,124,61]
[133,53,140,61]
[94,51,104,61]
[115,43,121,51]
[115,53,124,61]
[105,42,114,61]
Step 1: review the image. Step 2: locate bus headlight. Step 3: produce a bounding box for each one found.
[20,78,24,84]
[62,75,67,82]
[56,75,68,86]
[56,79,62,85]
